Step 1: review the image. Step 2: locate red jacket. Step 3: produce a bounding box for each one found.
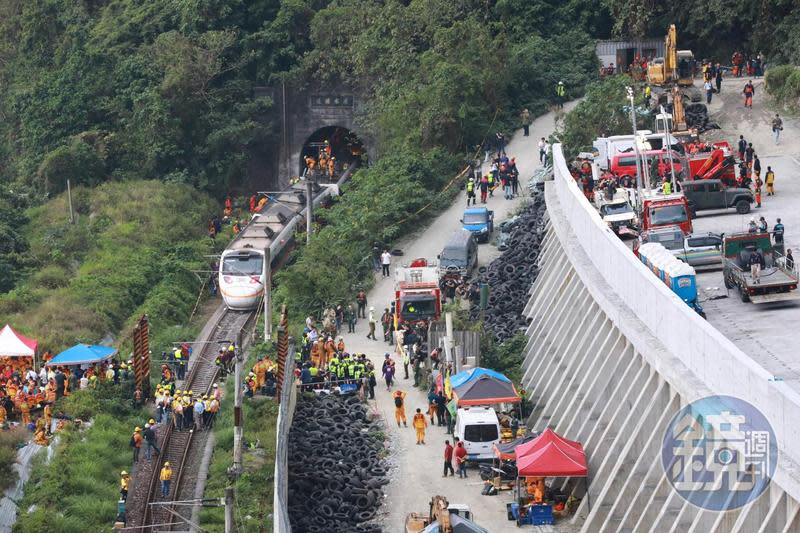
[454,445,467,463]
[444,444,454,461]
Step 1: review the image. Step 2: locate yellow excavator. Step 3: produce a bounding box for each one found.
[647,24,695,87]
[406,496,486,533]
[406,496,454,533]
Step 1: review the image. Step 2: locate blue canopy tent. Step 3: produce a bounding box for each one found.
[449,367,511,389]
[45,344,117,367]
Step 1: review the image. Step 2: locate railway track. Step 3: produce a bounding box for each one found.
[123,309,255,532]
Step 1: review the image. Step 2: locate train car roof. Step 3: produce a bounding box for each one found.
[228,186,307,252]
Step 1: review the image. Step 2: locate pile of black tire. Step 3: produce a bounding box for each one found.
[469,190,548,342]
[680,103,720,132]
[288,393,387,533]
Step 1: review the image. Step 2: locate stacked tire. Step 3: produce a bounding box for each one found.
[469,189,548,342]
[672,103,720,132]
[288,393,386,533]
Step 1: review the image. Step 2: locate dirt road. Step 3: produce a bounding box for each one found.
[690,78,800,391]
[340,105,575,532]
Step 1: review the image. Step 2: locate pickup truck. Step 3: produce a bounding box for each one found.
[636,226,723,270]
[680,179,753,216]
[597,196,638,236]
[722,232,800,303]
[461,207,494,243]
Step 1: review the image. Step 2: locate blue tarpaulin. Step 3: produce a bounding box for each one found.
[46,344,117,366]
[449,367,511,389]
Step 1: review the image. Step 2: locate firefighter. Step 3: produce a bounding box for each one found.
[327,157,336,180]
[120,471,130,501]
[393,390,407,427]
[765,167,776,196]
[555,81,566,109]
[466,177,476,206]
[413,407,428,444]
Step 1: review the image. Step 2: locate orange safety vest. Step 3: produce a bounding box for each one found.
[413,413,427,429]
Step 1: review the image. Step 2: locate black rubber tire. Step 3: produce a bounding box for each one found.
[735,199,751,214]
[740,287,750,302]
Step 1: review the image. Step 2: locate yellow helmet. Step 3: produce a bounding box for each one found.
[121,470,128,476]
[164,461,170,467]
[148,418,155,424]
[134,426,141,432]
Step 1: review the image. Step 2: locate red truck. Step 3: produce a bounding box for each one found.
[394,258,442,328]
[641,193,693,235]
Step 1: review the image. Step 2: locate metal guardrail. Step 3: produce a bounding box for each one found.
[273,339,296,533]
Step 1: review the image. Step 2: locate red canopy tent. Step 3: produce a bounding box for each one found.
[515,428,587,477]
[514,428,583,459]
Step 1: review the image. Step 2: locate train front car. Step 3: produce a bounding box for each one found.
[219,248,265,310]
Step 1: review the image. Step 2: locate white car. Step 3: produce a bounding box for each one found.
[598,197,637,235]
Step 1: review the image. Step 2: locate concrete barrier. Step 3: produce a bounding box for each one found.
[550,144,800,497]
[517,144,800,531]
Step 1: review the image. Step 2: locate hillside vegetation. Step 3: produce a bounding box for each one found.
[0,180,217,351]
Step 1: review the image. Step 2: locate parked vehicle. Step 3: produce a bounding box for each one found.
[680,179,753,216]
[673,232,724,269]
[454,406,501,463]
[610,149,688,182]
[461,207,494,243]
[634,225,683,257]
[722,233,800,303]
[641,193,693,234]
[394,258,442,327]
[598,196,637,236]
[437,230,478,284]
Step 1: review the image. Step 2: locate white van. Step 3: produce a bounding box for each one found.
[454,406,501,462]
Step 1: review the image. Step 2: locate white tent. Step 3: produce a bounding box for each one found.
[0,325,37,357]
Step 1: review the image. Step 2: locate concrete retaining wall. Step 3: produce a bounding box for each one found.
[517,144,800,532]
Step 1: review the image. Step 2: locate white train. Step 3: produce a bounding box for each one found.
[219,167,356,310]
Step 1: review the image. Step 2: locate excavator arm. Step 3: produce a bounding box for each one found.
[665,24,678,81]
[430,496,452,533]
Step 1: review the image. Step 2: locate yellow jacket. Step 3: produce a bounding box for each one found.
[160,466,173,481]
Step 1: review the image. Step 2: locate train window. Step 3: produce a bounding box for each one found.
[222,254,263,276]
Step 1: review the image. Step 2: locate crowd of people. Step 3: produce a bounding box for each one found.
[1,357,134,443]
[466,152,521,205]
[303,139,339,181]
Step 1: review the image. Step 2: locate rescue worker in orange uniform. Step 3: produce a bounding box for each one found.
[18,394,31,426]
[43,403,53,435]
[327,157,336,180]
[254,358,267,389]
[413,407,428,445]
[393,390,407,427]
[310,339,323,368]
[323,337,336,368]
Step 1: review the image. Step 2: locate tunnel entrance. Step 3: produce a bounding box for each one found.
[300,126,366,177]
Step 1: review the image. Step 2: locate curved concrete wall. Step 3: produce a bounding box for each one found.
[518,144,800,531]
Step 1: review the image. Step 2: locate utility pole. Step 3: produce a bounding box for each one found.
[232,332,243,476]
[627,86,644,215]
[660,105,677,190]
[306,177,314,243]
[224,486,235,533]
[67,179,75,224]
[264,247,272,342]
